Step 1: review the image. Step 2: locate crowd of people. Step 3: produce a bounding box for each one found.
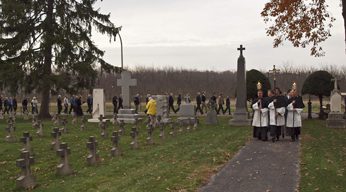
[128,92,232,116]
[0,95,39,115]
[251,87,305,142]
[0,92,234,117]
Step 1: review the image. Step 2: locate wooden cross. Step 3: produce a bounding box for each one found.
[269,65,281,88]
[237,45,245,56]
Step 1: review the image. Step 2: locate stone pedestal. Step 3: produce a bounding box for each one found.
[326,112,345,128]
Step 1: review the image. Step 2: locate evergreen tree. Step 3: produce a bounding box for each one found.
[0,0,121,118]
[246,69,271,101]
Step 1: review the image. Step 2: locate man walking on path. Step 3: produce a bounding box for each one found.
[168,93,175,114]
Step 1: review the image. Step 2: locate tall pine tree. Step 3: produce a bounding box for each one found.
[0,0,121,118]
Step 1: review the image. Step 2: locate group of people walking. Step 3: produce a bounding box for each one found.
[252,86,305,142]
[167,92,232,115]
[56,95,85,116]
[0,95,39,115]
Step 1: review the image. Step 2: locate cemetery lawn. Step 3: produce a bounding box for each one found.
[0,116,251,192]
[300,120,346,192]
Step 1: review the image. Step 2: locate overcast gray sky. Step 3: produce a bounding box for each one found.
[93,0,345,71]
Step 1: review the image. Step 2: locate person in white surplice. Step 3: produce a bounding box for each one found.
[286,89,305,142]
[252,90,269,141]
[268,88,287,142]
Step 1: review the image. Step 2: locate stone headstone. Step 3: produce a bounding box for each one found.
[98,115,107,138]
[117,71,137,109]
[61,117,68,133]
[36,120,43,137]
[153,95,172,139]
[327,78,345,128]
[80,116,87,131]
[117,108,141,135]
[86,136,100,165]
[88,89,106,123]
[5,117,16,142]
[146,123,154,145]
[51,128,62,151]
[56,143,73,176]
[20,132,33,155]
[16,150,36,190]
[206,100,218,125]
[130,127,139,149]
[229,45,251,126]
[111,131,121,156]
[177,104,197,131]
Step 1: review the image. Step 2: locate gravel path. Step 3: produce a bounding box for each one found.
[200,139,300,192]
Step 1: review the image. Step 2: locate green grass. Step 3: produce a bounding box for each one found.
[300,120,346,192]
[0,116,251,192]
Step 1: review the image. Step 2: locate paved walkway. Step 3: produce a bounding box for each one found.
[200,139,300,192]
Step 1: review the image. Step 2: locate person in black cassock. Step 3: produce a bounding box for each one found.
[252,89,269,141]
[168,93,175,114]
[286,89,305,141]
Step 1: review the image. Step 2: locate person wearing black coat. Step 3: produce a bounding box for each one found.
[118,96,123,111]
[57,95,63,115]
[74,95,83,116]
[112,96,118,114]
[168,93,175,114]
[195,92,203,115]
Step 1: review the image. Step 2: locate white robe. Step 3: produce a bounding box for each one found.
[286,103,303,127]
[252,101,269,127]
[268,102,286,126]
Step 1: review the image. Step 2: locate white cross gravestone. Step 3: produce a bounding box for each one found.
[88,89,106,123]
[117,71,137,109]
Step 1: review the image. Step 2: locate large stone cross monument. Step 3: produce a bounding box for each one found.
[229,45,251,126]
[117,71,137,109]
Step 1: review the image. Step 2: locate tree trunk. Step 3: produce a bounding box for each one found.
[343,0,346,53]
[39,0,54,119]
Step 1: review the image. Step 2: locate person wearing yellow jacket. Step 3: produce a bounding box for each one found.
[146,97,157,126]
